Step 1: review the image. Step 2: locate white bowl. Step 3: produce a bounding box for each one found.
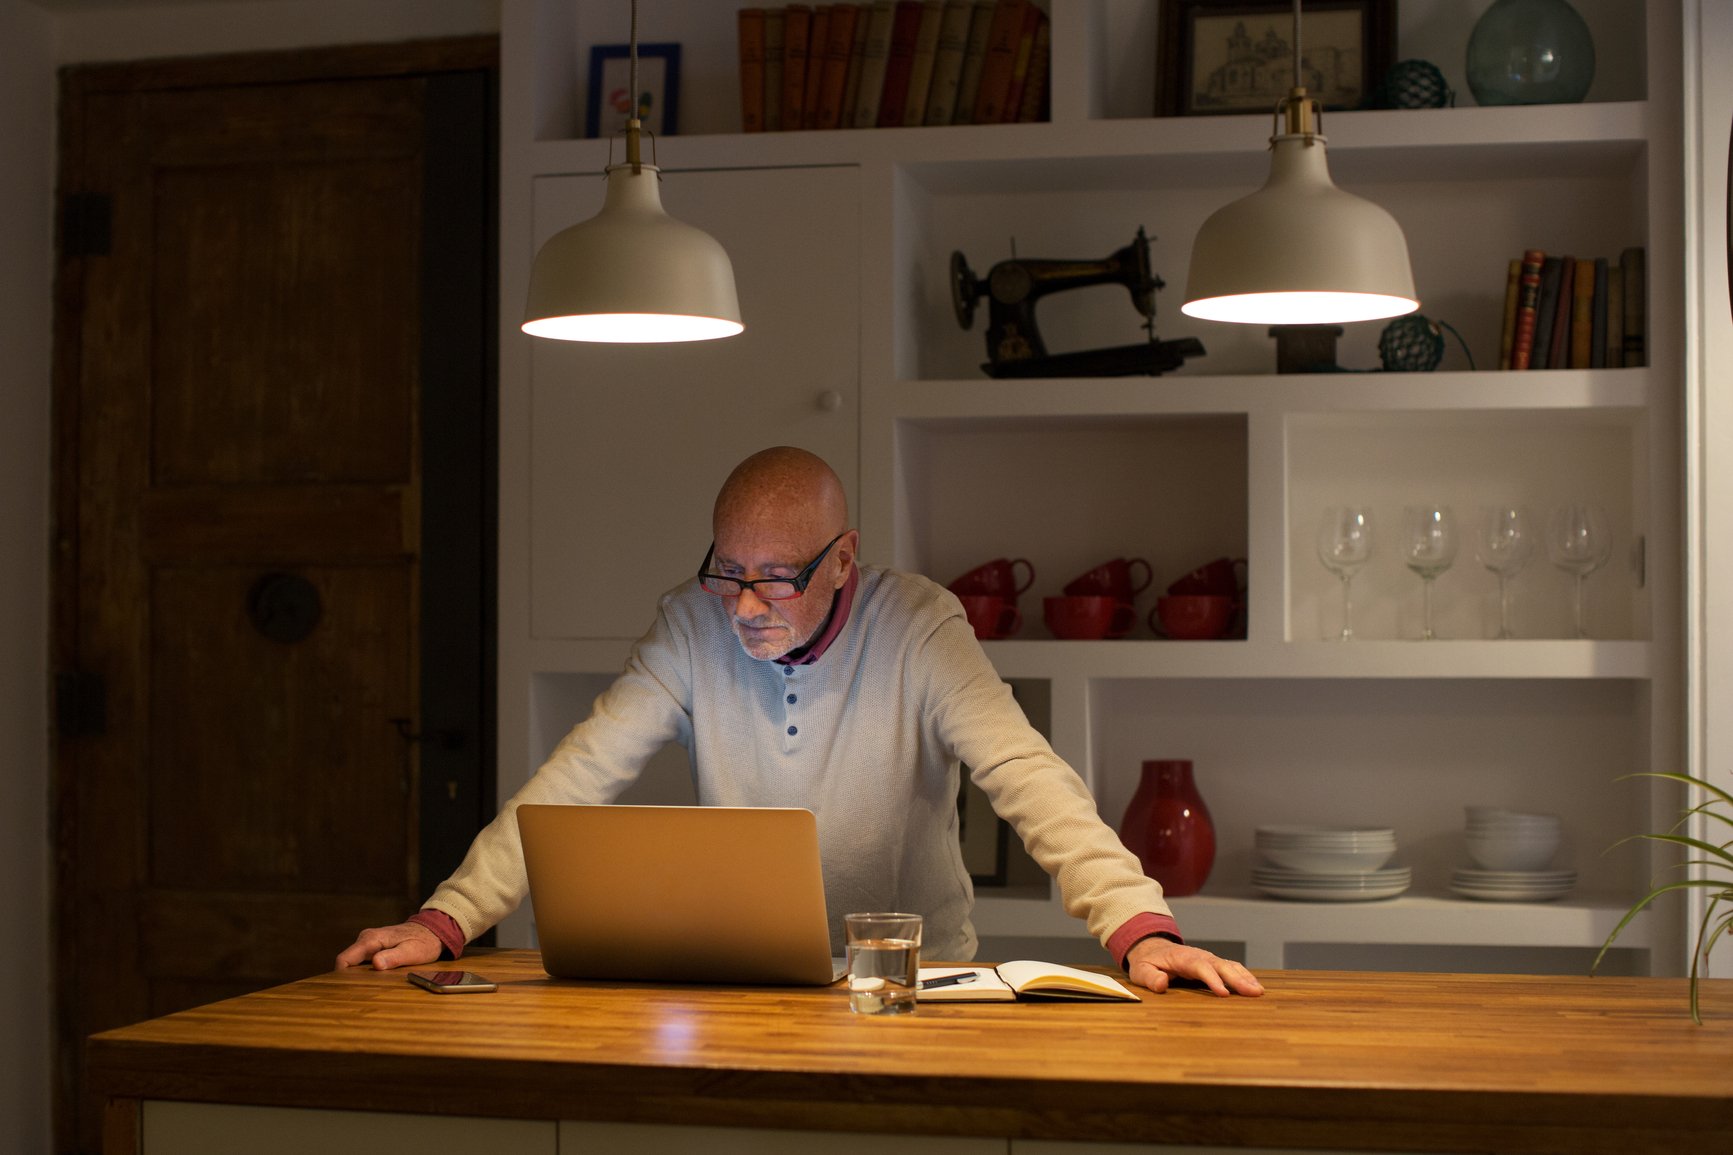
[1465,830,1560,871]
[1255,825,1396,846]
[1257,844,1396,874]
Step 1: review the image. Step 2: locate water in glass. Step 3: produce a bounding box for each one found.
[847,937,919,1015]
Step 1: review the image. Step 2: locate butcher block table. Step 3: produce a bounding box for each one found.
[89,948,1732,1155]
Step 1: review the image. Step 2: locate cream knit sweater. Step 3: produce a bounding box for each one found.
[426,565,1170,959]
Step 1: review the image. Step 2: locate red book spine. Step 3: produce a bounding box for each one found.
[1508,249,1546,371]
[876,0,925,127]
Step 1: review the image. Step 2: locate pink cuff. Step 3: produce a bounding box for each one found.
[1108,912,1184,969]
[409,909,467,960]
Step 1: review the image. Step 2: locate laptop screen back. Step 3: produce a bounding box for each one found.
[516,804,844,985]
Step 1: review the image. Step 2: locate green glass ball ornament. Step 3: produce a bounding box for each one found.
[1379,315,1446,372]
[1466,0,1595,106]
[1378,60,1454,110]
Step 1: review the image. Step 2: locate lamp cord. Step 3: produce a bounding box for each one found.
[629,0,638,120]
[1292,0,1301,88]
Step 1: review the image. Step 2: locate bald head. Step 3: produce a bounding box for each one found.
[713,446,849,543]
[709,447,856,661]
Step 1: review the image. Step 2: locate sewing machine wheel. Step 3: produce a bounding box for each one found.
[950,251,979,330]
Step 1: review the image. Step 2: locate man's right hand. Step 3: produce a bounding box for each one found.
[336,921,443,971]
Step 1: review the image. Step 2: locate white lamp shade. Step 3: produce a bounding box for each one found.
[522,163,744,342]
[1182,136,1418,325]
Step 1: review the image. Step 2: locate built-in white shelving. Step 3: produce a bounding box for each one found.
[501,0,1687,975]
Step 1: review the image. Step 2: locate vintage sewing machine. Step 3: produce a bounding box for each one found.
[950,228,1204,378]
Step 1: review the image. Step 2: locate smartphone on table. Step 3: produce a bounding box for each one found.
[408,969,497,994]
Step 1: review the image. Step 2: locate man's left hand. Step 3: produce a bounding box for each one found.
[1126,937,1264,998]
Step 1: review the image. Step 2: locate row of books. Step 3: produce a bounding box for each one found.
[1500,247,1646,371]
[738,0,1049,133]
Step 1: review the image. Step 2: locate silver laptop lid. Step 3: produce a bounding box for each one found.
[516,804,844,986]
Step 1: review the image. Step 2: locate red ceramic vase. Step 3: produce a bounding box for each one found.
[1118,759,1215,897]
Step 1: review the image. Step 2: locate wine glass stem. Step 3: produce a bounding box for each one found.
[1339,573,1355,641]
[1496,573,1512,640]
[1421,576,1436,641]
[1573,573,1587,639]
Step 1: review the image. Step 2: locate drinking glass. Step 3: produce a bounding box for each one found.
[1475,506,1535,640]
[1316,507,1372,641]
[1547,504,1612,638]
[1402,505,1458,641]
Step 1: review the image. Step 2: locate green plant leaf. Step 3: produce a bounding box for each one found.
[1623,831,1733,870]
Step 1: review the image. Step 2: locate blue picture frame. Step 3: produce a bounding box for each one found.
[586,42,682,139]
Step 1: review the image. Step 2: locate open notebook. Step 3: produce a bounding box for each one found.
[517,803,849,985]
[916,960,1139,1002]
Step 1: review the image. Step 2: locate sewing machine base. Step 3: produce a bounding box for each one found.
[980,337,1206,379]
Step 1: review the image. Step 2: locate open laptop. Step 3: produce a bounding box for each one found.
[516,803,850,985]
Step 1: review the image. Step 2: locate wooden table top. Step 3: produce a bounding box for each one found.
[90,949,1733,1153]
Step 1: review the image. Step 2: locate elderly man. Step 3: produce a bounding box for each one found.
[340,447,1262,998]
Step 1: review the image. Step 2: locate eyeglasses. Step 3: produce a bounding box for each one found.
[698,531,847,600]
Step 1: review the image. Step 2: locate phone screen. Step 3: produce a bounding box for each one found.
[408,970,496,993]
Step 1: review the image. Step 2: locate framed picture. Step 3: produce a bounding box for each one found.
[586,43,681,139]
[1157,0,1395,117]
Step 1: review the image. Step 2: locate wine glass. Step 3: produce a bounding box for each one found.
[1475,506,1535,640]
[1547,504,1612,638]
[1402,505,1457,641]
[1316,507,1372,641]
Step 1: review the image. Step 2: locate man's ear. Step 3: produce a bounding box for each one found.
[832,529,860,587]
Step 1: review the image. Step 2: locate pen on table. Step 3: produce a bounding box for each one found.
[919,972,979,990]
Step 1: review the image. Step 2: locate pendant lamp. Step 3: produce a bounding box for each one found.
[1181,0,1418,326]
[522,2,743,343]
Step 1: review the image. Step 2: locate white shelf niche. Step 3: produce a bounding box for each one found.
[1073,674,1664,970]
[894,141,1648,382]
[1093,0,1649,121]
[889,413,1247,627]
[1287,408,1649,644]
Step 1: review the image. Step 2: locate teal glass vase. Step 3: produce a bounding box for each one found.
[1466,0,1596,106]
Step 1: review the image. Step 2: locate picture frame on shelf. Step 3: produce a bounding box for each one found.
[1156,0,1396,117]
[585,43,681,139]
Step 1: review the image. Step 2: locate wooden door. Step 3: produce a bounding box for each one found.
[53,41,495,1155]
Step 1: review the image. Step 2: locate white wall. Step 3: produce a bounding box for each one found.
[6,1,500,1148]
[1,4,55,1149]
[1687,0,1733,982]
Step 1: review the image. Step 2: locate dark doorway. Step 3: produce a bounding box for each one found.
[51,38,497,1154]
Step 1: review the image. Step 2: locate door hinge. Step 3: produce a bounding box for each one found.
[56,671,108,738]
[62,192,111,258]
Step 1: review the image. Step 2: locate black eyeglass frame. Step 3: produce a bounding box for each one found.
[697,530,848,600]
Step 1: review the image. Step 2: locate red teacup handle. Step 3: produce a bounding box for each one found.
[1010,558,1036,597]
[1128,557,1153,597]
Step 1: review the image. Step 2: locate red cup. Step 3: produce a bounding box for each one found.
[1044,595,1136,640]
[1063,557,1153,600]
[1150,595,1235,640]
[1167,556,1247,597]
[949,557,1036,599]
[957,594,1022,640]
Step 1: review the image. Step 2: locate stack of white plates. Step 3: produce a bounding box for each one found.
[1252,826,1408,901]
[1450,866,1577,902]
